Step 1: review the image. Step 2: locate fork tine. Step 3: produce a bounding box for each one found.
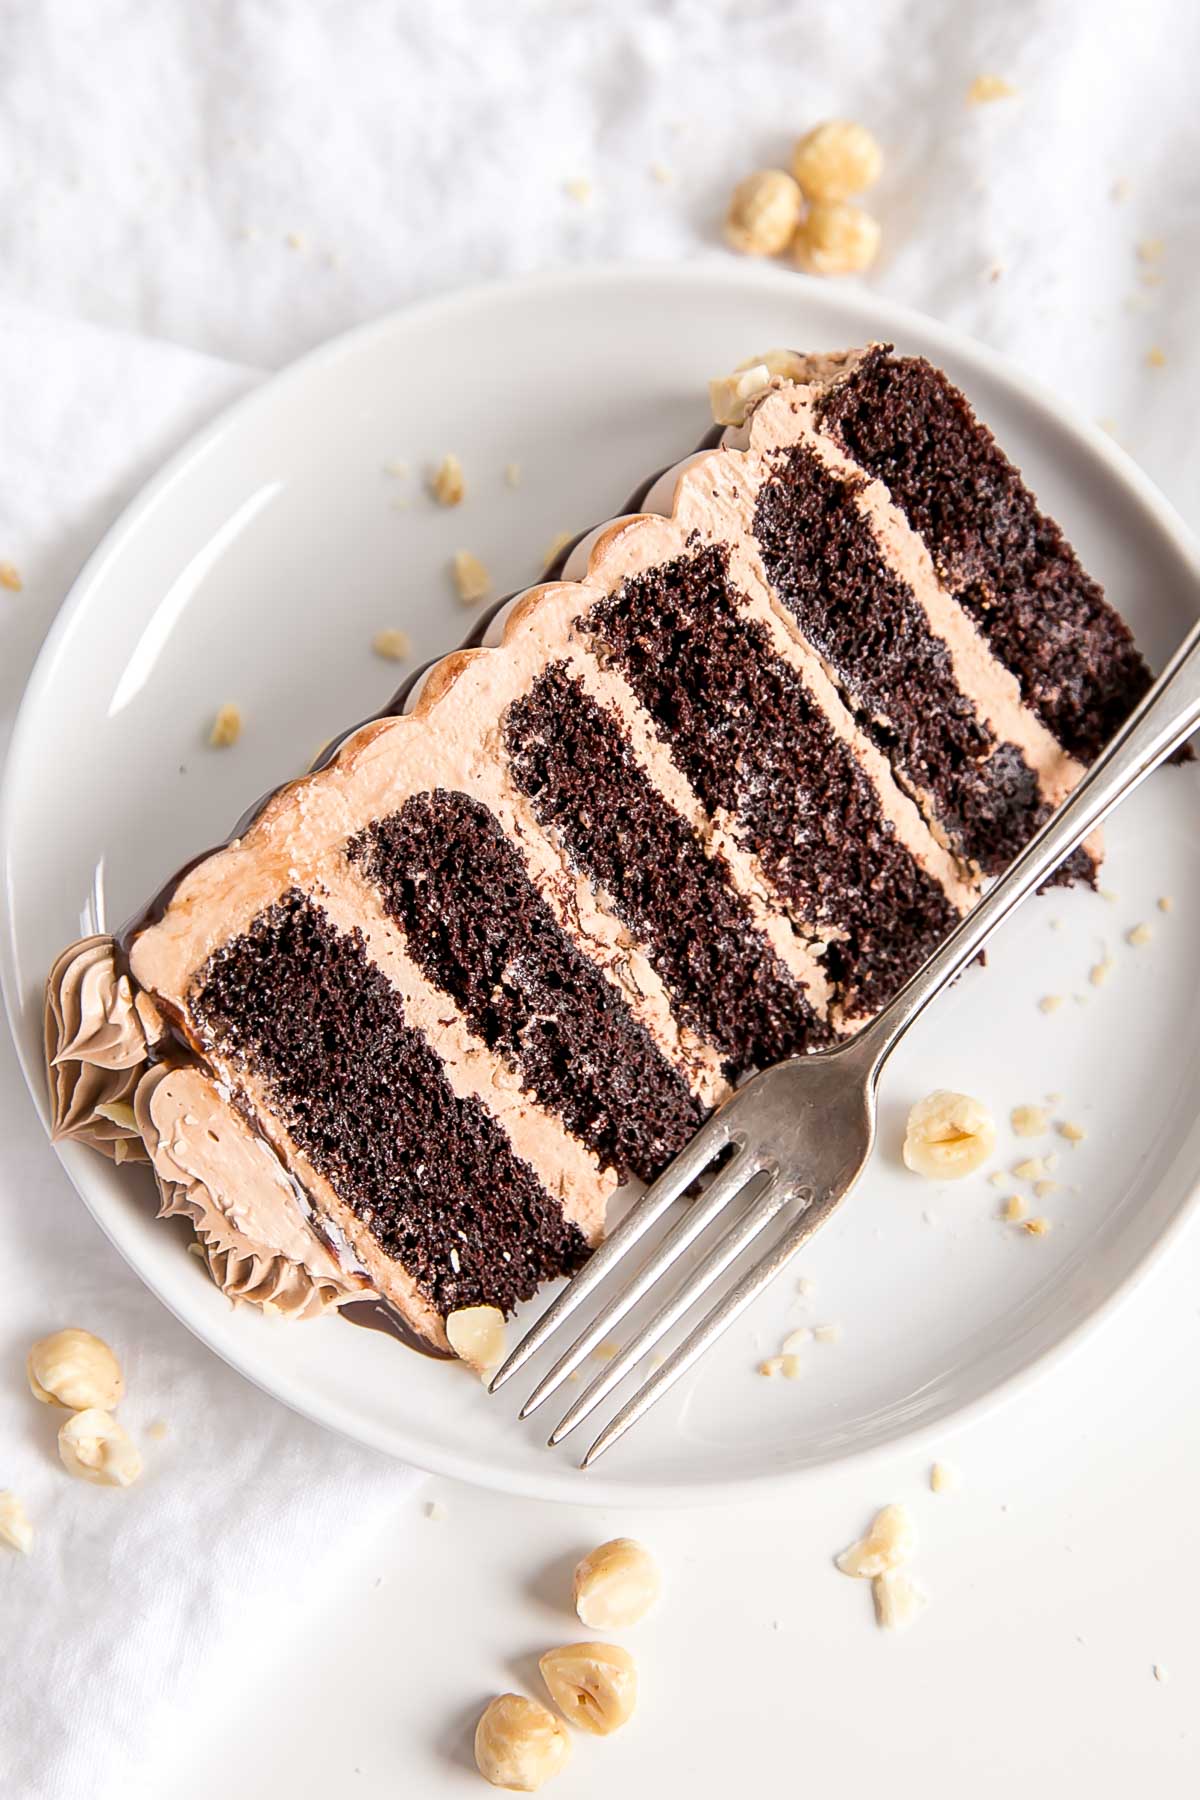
[487,1109,735,1394]
[548,1168,786,1446]
[580,1181,847,1467]
[519,1149,767,1419]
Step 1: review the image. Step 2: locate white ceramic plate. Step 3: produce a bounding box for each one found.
[4,266,1199,1506]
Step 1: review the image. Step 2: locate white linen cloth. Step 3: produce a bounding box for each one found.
[0,3,1198,1797]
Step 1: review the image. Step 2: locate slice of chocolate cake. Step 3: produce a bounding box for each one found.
[45,345,1152,1359]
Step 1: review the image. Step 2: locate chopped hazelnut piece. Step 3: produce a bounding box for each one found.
[208,702,242,748]
[967,73,1016,104]
[813,1323,841,1345]
[1090,954,1115,987]
[1039,994,1065,1014]
[0,560,22,591]
[1001,1194,1027,1222]
[1023,1217,1051,1237]
[1013,1156,1046,1181]
[781,1327,810,1355]
[539,1642,637,1737]
[451,549,490,605]
[873,1568,927,1631]
[1157,895,1173,913]
[1011,1104,1049,1138]
[1058,1120,1086,1144]
[430,453,465,507]
[0,1491,34,1553]
[1127,922,1153,947]
[929,1461,960,1495]
[836,1503,915,1578]
[1147,347,1167,368]
[372,628,411,662]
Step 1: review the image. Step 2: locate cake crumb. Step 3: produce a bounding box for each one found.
[430,453,465,507]
[0,560,22,591]
[1157,895,1173,913]
[564,177,593,205]
[542,529,574,570]
[1023,1217,1051,1237]
[208,703,242,748]
[1127,922,1153,947]
[967,73,1016,104]
[929,1461,960,1495]
[425,1499,447,1521]
[1090,953,1115,987]
[504,461,522,488]
[146,1420,169,1442]
[1058,1120,1086,1145]
[1013,1157,1046,1181]
[1011,1104,1049,1138]
[1146,346,1167,369]
[1001,1194,1027,1222]
[813,1323,841,1345]
[1153,1663,1169,1683]
[372,628,411,662]
[1034,1179,1060,1200]
[1039,994,1065,1014]
[1137,236,1164,263]
[451,549,490,605]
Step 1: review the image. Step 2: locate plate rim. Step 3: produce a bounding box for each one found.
[4,260,1200,1506]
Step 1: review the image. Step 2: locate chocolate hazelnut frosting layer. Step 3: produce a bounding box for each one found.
[44,345,1152,1355]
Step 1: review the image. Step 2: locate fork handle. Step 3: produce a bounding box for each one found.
[856,619,1200,1078]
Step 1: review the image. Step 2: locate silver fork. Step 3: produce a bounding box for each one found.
[490,620,1200,1466]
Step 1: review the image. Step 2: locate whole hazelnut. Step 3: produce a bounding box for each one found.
[474,1693,571,1791]
[792,120,884,200]
[572,1537,661,1629]
[902,1090,996,1179]
[539,1642,638,1737]
[27,1328,125,1411]
[725,169,803,257]
[793,201,881,277]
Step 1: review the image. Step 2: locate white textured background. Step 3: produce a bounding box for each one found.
[1,3,1199,1796]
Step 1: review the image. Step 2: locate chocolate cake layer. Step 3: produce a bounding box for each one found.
[503,663,824,1072]
[815,347,1153,760]
[582,545,959,1016]
[753,440,1049,874]
[193,891,588,1316]
[348,790,704,1183]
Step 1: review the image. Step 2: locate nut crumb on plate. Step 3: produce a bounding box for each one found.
[1157,895,1173,913]
[1001,1194,1027,1222]
[372,627,411,662]
[1039,994,1065,1014]
[813,1323,841,1344]
[1013,1156,1046,1181]
[430,452,465,507]
[451,549,491,605]
[1034,1178,1059,1199]
[208,702,242,748]
[0,560,22,591]
[0,1491,34,1553]
[1090,953,1115,986]
[564,177,593,204]
[1058,1120,1086,1144]
[425,1499,447,1521]
[1137,236,1165,263]
[1011,1104,1049,1138]
[781,1327,810,1354]
[903,1090,996,1179]
[1127,922,1153,946]
[146,1419,168,1441]
[1146,346,1167,368]
[1023,1217,1051,1237]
